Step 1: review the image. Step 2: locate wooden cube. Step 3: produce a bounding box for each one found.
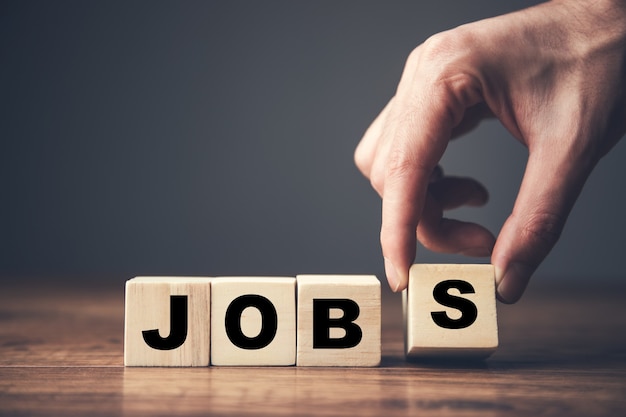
[124,277,212,366]
[210,277,296,366]
[296,275,381,367]
[403,264,498,359]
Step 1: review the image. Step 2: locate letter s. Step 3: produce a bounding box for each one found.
[431,280,478,329]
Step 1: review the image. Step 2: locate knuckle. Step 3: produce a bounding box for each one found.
[421,27,475,60]
[408,29,481,116]
[404,46,422,70]
[386,152,416,181]
[379,223,398,256]
[379,226,392,250]
[370,177,383,195]
[420,32,454,62]
[353,143,371,176]
[520,211,565,250]
[419,30,466,69]
[386,143,430,183]
[369,166,385,195]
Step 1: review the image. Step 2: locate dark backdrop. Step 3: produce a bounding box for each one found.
[2,1,625,287]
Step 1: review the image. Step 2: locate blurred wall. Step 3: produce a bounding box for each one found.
[2,0,624,286]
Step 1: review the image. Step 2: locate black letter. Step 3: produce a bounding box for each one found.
[313,299,362,348]
[431,280,478,329]
[225,295,278,349]
[142,295,188,350]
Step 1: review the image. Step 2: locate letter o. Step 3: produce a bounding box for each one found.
[225,294,278,349]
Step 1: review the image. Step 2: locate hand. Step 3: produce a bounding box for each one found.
[354,0,626,303]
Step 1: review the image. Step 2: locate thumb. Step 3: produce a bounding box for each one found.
[491,147,593,303]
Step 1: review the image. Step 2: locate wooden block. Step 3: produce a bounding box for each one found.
[124,276,212,367]
[403,264,498,359]
[210,277,296,366]
[296,275,381,367]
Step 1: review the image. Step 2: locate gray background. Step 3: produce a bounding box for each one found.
[2,0,624,288]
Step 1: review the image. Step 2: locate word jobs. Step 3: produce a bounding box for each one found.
[124,266,498,367]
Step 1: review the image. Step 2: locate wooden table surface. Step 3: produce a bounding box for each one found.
[1,279,625,416]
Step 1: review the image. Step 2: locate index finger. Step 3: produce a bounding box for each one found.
[381,77,483,292]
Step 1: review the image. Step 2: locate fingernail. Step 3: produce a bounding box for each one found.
[384,257,401,292]
[496,262,533,304]
[494,265,505,286]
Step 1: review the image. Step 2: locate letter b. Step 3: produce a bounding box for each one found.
[313,299,362,348]
[296,275,381,367]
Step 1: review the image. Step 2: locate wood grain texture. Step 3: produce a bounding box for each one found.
[296,275,381,367]
[210,277,296,366]
[404,264,498,358]
[124,277,212,366]
[1,278,626,416]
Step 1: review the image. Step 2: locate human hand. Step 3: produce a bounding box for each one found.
[354,0,626,303]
